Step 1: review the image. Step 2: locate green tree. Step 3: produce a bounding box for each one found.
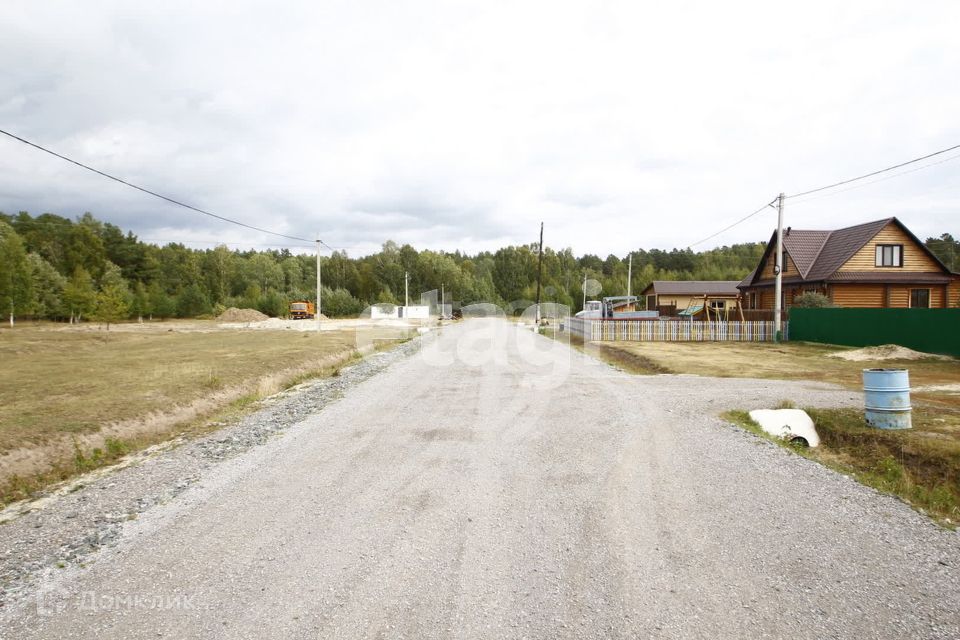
[204,245,234,304]
[92,284,131,329]
[130,281,151,322]
[63,216,108,280]
[98,261,127,289]
[280,256,305,294]
[322,287,364,317]
[27,253,67,319]
[0,222,33,325]
[176,283,212,317]
[147,282,176,319]
[257,288,287,317]
[244,253,284,292]
[492,246,533,304]
[63,266,97,323]
[240,283,262,310]
[926,233,959,272]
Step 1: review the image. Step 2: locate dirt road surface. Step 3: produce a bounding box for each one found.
[3,319,958,639]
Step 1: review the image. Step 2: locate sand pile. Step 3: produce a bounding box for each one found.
[216,307,269,322]
[828,344,951,362]
[219,315,339,331]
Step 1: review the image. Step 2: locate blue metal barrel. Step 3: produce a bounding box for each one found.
[863,368,912,429]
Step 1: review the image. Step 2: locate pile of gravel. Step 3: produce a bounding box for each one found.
[215,307,269,322]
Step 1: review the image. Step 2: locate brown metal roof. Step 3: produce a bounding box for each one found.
[646,280,741,296]
[783,230,831,278]
[805,218,893,281]
[736,269,757,289]
[828,271,953,284]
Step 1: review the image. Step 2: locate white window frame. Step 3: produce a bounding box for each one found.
[875,244,903,268]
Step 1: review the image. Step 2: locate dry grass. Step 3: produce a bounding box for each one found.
[0,320,410,505]
[604,341,960,409]
[565,333,673,375]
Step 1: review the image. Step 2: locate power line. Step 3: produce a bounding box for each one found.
[140,238,317,249]
[3,215,350,252]
[788,151,960,207]
[0,127,320,245]
[688,198,778,248]
[688,141,960,248]
[1,217,291,246]
[787,142,960,199]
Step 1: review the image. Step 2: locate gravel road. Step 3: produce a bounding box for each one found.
[2,319,958,639]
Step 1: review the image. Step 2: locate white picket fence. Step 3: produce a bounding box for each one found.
[567,317,787,342]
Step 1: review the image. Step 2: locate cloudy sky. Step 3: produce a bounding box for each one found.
[1,1,958,257]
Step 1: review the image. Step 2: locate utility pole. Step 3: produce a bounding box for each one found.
[535,221,544,323]
[774,193,785,341]
[404,271,409,308]
[582,273,587,311]
[441,282,444,318]
[316,239,322,333]
[627,253,633,301]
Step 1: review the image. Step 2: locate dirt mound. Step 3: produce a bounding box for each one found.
[828,344,951,362]
[216,307,269,322]
[219,315,337,331]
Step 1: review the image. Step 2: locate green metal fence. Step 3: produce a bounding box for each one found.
[789,308,960,357]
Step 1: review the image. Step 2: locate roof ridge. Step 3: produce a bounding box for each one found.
[783,217,895,234]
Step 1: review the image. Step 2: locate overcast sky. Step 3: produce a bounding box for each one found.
[1,1,958,257]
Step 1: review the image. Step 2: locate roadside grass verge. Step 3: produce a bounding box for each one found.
[0,323,410,506]
[723,407,960,527]
[602,341,960,408]
[563,333,674,375]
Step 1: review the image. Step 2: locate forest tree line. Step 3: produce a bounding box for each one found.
[1,211,958,322]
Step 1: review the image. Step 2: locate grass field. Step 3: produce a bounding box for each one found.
[594,339,960,526]
[0,320,410,505]
[599,340,960,409]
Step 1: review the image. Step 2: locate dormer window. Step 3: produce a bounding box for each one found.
[875,244,903,267]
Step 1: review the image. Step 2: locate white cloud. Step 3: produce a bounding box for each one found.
[1,0,958,257]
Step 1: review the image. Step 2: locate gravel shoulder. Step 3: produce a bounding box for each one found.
[0,336,424,609]
[2,320,958,639]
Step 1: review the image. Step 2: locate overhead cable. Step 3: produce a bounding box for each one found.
[688,198,778,248]
[0,127,319,245]
[787,142,960,199]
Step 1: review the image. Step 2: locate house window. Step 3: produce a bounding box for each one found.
[780,253,788,273]
[709,300,725,310]
[910,288,930,308]
[646,294,656,310]
[875,244,903,267]
[749,292,758,309]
